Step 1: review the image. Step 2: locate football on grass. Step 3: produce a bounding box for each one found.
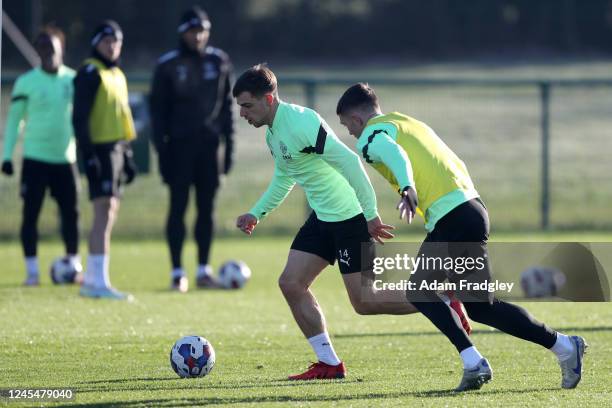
[218,260,252,289]
[49,256,83,284]
[520,266,566,298]
[170,336,215,378]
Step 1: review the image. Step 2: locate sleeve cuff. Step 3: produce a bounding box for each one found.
[248,208,267,222]
[363,208,379,222]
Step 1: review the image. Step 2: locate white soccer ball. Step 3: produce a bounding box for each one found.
[520,266,566,298]
[49,257,83,284]
[170,335,215,378]
[218,260,251,289]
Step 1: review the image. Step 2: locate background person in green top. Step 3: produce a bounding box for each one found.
[232,65,433,381]
[72,21,137,301]
[336,83,586,391]
[1,25,82,287]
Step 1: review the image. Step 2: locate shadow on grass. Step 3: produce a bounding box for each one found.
[54,387,561,407]
[75,378,361,393]
[151,288,230,294]
[334,326,612,339]
[78,377,179,384]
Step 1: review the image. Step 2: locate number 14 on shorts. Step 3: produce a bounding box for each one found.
[338,249,351,267]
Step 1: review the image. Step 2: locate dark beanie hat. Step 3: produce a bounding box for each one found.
[91,20,123,47]
[177,6,211,34]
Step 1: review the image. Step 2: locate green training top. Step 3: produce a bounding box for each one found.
[2,65,77,164]
[250,101,378,223]
[357,113,479,232]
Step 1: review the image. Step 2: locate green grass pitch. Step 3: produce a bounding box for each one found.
[1,237,611,407]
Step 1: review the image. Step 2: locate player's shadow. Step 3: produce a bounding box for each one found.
[75,378,360,394]
[152,288,230,294]
[78,377,183,384]
[52,386,561,407]
[334,325,612,339]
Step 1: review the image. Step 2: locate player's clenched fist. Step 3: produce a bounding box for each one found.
[236,213,258,235]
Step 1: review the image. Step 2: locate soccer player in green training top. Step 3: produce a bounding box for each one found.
[2,25,82,286]
[232,65,478,380]
[336,83,587,391]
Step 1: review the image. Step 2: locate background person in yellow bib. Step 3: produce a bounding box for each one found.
[336,83,587,392]
[72,20,137,301]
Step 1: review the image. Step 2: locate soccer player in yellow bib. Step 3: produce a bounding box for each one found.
[231,65,471,380]
[72,21,137,300]
[336,83,586,391]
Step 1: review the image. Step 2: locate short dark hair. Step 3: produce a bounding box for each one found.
[34,24,66,50]
[232,64,277,98]
[336,83,379,115]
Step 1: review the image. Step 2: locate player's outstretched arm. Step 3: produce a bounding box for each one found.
[248,165,296,222]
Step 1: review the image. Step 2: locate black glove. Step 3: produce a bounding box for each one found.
[122,149,137,185]
[157,147,171,184]
[401,186,418,213]
[1,160,14,176]
[84,153,101,181]
[223,148,233,175]
[398,186,418,223]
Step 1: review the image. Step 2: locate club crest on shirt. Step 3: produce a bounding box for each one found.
[176,65,188,82]
[279,141,292,161]
[202,62,218,80]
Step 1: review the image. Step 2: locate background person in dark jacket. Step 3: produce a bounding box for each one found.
[150,6,234,292]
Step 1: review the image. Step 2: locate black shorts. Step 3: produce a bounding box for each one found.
[166,136,220,189]
[20,158,80,203]
[409,198,493,302]
[86,142,125,200]
[290,212,374,274]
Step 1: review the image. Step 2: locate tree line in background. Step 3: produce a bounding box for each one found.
[3,0,612,70]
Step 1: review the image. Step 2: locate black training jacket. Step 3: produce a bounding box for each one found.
[150,44,233,155]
